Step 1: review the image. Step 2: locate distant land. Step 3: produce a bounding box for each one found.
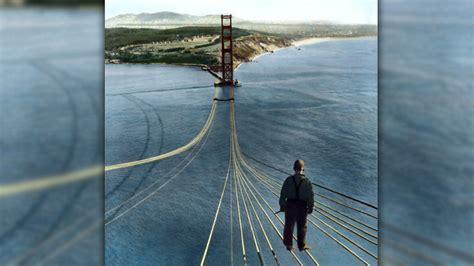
[105,11,336,29]
[105,12,377,66]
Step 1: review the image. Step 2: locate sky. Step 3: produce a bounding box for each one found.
[105,0,378,24]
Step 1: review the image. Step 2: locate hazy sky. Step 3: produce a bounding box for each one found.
[105,0,377,24]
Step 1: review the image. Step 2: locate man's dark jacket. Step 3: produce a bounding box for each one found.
[279,173,314,210]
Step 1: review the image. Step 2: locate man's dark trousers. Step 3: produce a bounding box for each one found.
[283,200,308,249]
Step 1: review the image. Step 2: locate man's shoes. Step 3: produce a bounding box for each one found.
[286,246,293,251]
[299,244,310,251]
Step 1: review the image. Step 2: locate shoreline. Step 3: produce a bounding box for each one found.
[292,37,333,47]
[240,35,376,67]
[292,35,377,47]
[106,35,377,71]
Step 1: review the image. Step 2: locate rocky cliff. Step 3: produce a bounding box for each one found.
[230,34,292,67]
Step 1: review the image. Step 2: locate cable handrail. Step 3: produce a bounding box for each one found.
[236,138,376,262]
[247,159,379,243]
[241,159,372,264]
[315,200,378,232]
[233,110,368,265]
[237,163,318,265]
[315,193,378,219]
[244,153,379,238]
[249,162,379,240]
[315,207,378,240]
[237,166,303,265]
[243,161,377,260]
[241,154,379,226]
[230,101,311,265]
[242,152,378,210]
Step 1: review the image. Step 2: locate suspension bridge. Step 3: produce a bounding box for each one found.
[103,15,378,264]
[1,9,472,266]
[103,84,379,265]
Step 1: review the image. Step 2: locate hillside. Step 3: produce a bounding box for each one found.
[105,26,292,66]
[105,26,254,50]
[105,23,376,66]
[105,12,377,38]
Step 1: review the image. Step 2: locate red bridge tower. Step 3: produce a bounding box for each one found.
[220,14,234,85]
[206,14,239,87]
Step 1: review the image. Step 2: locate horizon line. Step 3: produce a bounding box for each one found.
[105,11,378,25]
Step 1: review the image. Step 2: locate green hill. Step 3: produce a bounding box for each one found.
[105,26,253,50]
[104,25,376,65]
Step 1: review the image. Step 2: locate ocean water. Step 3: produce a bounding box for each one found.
[105,37,378,265]
[0,8,103,265]
[235,38,377,204]
[379,0,474,264]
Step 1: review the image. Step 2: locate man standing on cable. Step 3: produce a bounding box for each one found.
[279,159,314,251]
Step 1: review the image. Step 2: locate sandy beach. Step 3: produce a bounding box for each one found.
[292,36,376,47]
[292,37,333,46]
[248,37,337,64]
[242,37,346,68]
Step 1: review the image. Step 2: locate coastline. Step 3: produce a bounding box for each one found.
[292,35,376,47]
[292,37,333,47]
[106,35,377,71]
[242,35,376,65]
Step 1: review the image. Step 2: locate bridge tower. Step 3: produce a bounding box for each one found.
[220,14,234,85]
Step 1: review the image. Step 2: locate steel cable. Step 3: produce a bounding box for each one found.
[242,152,378,210]
[105,108,217,225]
[106,85,219,172]
[242,164,378,244]
[200,147,232,266]
[238,148,371,264]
